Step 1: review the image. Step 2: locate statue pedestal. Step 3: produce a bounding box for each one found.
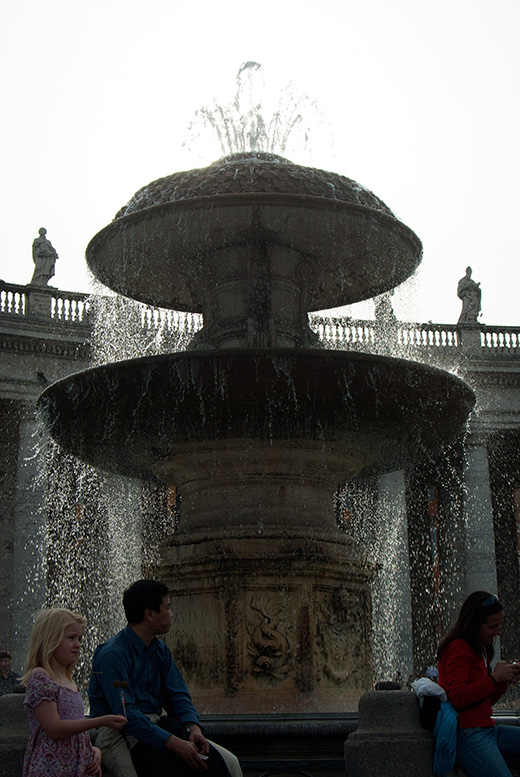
[458,323,482,356]
[161,531,372,714]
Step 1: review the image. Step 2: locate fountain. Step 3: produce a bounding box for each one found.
[38,150,475,715]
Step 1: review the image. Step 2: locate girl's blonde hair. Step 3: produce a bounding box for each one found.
[22,608,86,683]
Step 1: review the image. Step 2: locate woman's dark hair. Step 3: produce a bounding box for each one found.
[123,579,170,625]
[437,590,503,663]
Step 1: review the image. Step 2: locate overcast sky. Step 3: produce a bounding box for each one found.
[1,0,519,325]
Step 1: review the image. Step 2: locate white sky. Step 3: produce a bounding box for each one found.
[1,0,519,325]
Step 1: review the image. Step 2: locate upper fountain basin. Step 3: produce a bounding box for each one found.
[38,348,474,483]
[86,153,422,312]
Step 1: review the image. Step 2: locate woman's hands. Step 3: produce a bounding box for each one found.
[491,661,520,684]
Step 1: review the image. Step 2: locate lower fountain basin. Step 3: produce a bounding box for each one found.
[38,348,475,482]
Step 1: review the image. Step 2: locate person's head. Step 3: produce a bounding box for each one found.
[437,591,503,661]
[123,579,170,626]
[23,608,86,683]
[0,651,11,677]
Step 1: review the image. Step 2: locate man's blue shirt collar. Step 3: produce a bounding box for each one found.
[123,624,160,655]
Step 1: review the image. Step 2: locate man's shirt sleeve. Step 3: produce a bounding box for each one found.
[89,644,171,749]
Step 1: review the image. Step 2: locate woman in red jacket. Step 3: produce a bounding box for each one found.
[437,590,520,777]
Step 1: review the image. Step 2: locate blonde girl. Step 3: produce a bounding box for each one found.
[23,608,126,777]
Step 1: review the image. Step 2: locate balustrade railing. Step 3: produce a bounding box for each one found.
[139,306,203,336]
[0,282,90,324]
[480,326,520,351]
[309,315,520,357]
[310,316,377,349]
[1,282,519,357]
[396,322,459,349]
[50,291,90,323]
[0,283,27,316]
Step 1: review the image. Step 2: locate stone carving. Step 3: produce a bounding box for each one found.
[316,587,367,686]
[169,626,222,687]
[457,266,481,324]
[248,593,291,682]
[30,228,58,286]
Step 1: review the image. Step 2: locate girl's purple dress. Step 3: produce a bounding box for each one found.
[23,670,94,777]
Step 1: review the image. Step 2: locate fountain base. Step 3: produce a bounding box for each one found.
[161,530,372,714]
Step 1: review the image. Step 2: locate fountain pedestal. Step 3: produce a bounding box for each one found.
[162,531,371,713]
[156,436,371,713]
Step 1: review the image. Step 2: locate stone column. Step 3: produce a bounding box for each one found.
[462,434,498,595]
[373,470,413,682]
[10,410,48,667]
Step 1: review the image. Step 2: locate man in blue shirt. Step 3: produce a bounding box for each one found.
[89,579,239,777]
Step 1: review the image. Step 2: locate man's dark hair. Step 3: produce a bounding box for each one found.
[0,651,11,661]
[123,580,169,625]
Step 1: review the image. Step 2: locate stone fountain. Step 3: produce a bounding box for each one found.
[39,151,474,714]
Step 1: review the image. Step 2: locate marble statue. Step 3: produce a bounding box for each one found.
[457,266,481,323]
[30,228,58,286]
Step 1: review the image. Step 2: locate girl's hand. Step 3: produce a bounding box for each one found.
[100,714,127,730]
[86,745,102,776]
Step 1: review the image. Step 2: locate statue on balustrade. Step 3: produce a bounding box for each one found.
[374,291,397,325]
[30,228,58,286]
[457,266,481,324]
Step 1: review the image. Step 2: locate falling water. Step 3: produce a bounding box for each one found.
[88,288,203,364]
[37,291,202,691]
[336,478,414,684]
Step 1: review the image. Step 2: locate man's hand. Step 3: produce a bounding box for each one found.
[166,735,208,771]
[188,724,210,755]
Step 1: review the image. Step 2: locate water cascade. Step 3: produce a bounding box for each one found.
[38,148,474,714]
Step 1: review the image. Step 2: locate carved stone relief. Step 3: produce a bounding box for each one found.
[315,586,370,689]
[168,593,223,688]
[246,591,292,684]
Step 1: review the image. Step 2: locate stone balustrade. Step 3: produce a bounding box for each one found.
[396,321,460,349]
[50,291,89,323]
[1,282,519,358]
[309,316,377,350]
[481,325,520,351]
[0,283,27,316]
[309,315,520,358]
[139,305,202,336]
[0,282,90,324]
